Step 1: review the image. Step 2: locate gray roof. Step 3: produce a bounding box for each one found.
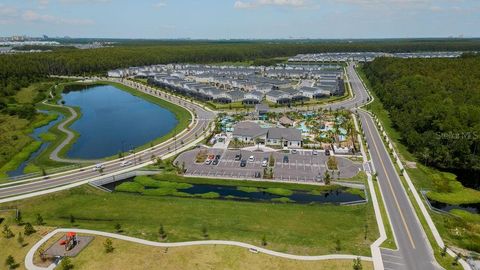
[232,122,267,138]
[255,104,269,112]
[266,90,288,98]
[227,90,244,101]
[267,128,302,141]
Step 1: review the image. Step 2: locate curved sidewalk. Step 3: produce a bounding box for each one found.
[25,228,372,270]
[41,101,100,164]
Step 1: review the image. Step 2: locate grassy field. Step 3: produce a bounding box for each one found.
[0,211,53,270]
[24,102,82,173]
[0,98,59,180]
[2,184,378,256]
[357,66,479,260]
[66,235,374,270]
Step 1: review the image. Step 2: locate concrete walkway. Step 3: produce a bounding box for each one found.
[25,228,372,270]
[41,100,101,164]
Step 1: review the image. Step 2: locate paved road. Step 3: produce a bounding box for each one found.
[25,228,373,270]
[2,64,443,270]
[346,65,441,270]
[0,79,215,199]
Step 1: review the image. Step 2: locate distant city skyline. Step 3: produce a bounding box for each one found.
[0,0,479,39]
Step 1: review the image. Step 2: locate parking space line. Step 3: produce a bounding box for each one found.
[382,254,402,259]
[383,261,405,266]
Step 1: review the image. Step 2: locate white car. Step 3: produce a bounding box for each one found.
[248,155,255,162]
[92,164,104,171]
[312,150,318,155]
[262,158,268,167]
[120,161,132,167]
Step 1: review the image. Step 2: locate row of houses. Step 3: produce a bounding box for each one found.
[108,63,345,104]
[289,52,465,63]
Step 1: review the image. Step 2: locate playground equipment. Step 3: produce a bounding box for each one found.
[59,232,78,251]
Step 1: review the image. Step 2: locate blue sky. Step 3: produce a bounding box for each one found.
[1,0,479,39]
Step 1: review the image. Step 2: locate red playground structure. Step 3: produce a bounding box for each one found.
[59,232,78,251]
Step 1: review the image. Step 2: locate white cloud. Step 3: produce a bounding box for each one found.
[234,0,307,9]
[20,9,94,25]
[154,1,167,8]
[58,0,110,3]
[0,4,19,24]
[1,2,96,26]
[0,4,18,17]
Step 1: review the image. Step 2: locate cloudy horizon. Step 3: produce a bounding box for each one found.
[1,0,479,39]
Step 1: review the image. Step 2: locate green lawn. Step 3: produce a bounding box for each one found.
[0,112,59,180]
[2,184,378,256]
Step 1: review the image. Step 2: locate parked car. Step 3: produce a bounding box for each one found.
[240,160,247,167]
[291,149,298,154]
[312,150,318,155]
[215,154,221,160]
[283,155,289,163]
[325,149,330,156]
[254,171,261,178]
[212,159,219,165]
[205,159,212,165]
[207,154,215,160]
[235,154,242,161]
[248,155,255,162]
[262,157,268,167]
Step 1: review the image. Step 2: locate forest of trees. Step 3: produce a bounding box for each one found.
[363,55,480,184]
[1,39,480,126]
[2,39,480,100]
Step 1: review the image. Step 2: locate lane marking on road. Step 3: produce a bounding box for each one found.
[364,117,416,250]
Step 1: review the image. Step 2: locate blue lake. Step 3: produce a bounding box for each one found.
[62,84,178,159]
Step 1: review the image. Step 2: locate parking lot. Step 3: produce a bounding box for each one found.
[175,148,362,183]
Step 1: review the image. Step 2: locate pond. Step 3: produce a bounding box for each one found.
[103,178,366,205]
[428,199,480,215]
[61,84,178,159]
[7,111,64,177]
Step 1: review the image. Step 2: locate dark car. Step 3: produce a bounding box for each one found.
[325,149,331,156]
[240,160,247,167]
[212,159,219,165]
[254,172,261,178]
[215,154,221,160]
[235,154,242,161]
[283,155,289,163]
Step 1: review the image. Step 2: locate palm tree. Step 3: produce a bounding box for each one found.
[346,120,357,152]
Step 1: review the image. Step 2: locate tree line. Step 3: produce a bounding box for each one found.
[2,40,480,119]
[363,56,480,182]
